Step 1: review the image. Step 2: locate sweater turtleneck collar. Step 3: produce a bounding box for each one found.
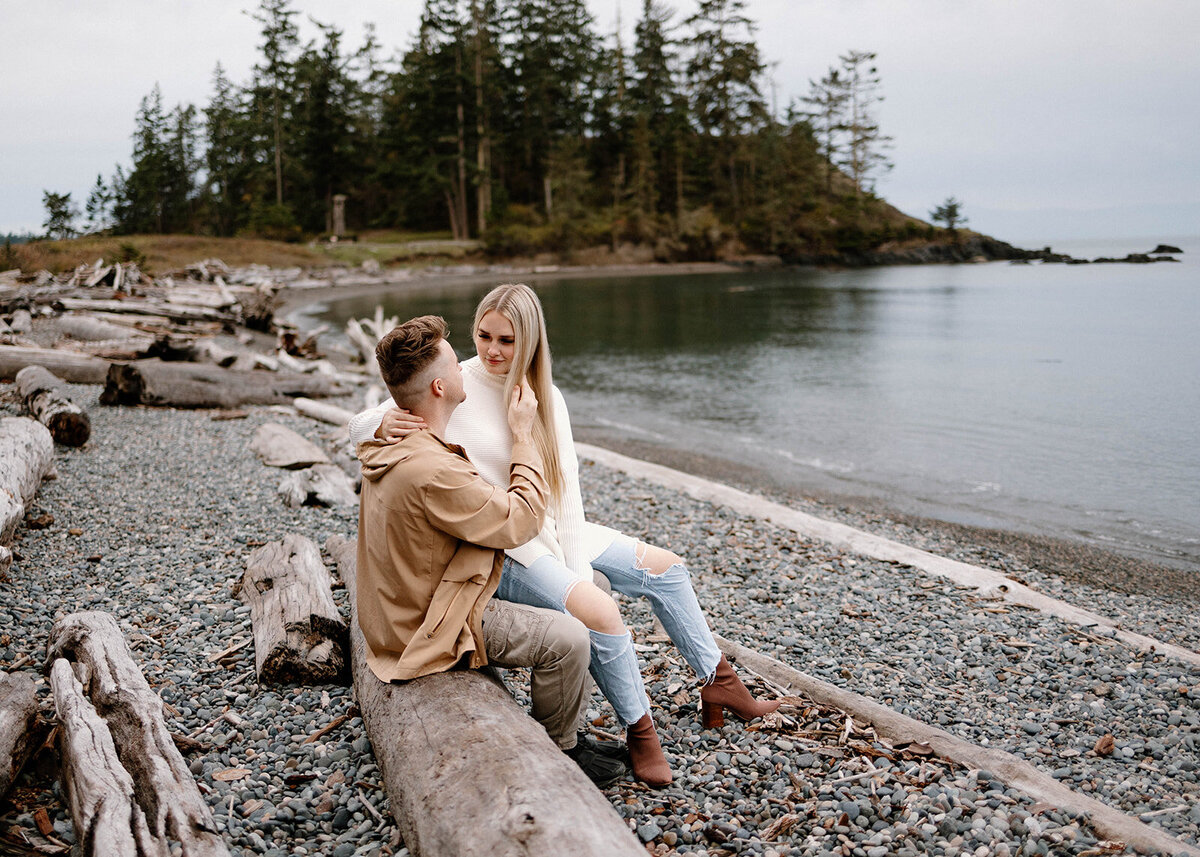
[463,354,507,387]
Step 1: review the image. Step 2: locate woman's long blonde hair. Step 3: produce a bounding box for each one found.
[473,283,565,503]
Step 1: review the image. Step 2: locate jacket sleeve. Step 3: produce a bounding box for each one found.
[348,399,392,446]
[423,440,549,550]
[548,386,593,578]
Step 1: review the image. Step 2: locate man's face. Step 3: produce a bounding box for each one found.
[437,339,466,407]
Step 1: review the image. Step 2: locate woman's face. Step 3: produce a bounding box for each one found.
[475,310,516,375]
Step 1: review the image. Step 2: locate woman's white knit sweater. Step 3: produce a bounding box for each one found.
[348,356,613,578]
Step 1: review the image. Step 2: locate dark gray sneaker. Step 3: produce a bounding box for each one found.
[565,737,627,787]
[575,731,628,761]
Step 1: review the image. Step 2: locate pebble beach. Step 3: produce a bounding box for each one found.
[2,381,1198,857]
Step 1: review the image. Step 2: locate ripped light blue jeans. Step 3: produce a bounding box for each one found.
[497,534,721,726]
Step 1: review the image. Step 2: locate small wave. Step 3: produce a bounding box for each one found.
[972,482,1002,494]
[769,447,856,474]
[590,417,671,442]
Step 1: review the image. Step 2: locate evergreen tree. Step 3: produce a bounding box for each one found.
[204,63,255,236]
[250,0,300,209]
[802,66,848,194]
[930,196,966,232]
[84,175,112,233]
[683,0,767,221]
[42,191,79,240]
[837,50,892,199]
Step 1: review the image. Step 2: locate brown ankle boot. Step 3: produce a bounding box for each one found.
[627,713,672,787]
[700,654,780,728]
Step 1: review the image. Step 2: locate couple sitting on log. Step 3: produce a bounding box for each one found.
[352,284,777,787]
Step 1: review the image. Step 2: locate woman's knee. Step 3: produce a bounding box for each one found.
[565,580,625,635]
[634,542,685,576]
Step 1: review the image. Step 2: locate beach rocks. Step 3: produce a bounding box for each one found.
[1,383,1196,855]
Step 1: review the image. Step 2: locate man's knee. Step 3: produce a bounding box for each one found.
[541,611,590,670]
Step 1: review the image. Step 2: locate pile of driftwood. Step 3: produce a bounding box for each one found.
[1,257,373,409]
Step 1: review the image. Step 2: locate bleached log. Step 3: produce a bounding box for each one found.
[293,397,356,427]
[278,464,357,508]
[324,535,643,857]
[0,417,54,543]
[249,422,330,469]
[58,313,138,342]
[344,318,380,378]
[0,545,10,574]
[0,344,109,384]
[100,359,349,409]
[15,364,90,446]
[45,612,229,856]
[0,672,42,799]
[50,658,159,856]
[57,297,230,324]
[233,535,347,684]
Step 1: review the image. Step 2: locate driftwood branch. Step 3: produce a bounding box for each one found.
[292,397,355,427]
[100,359,349,409]
[325,535,642,857]
[0,672,42,800]
[15,365,90,446]
[233,535,347,684]
[0,345,109,384]
[0,417,54,543]
[45,611,230,857]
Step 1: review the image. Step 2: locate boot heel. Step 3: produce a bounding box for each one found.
[701,699,725,729]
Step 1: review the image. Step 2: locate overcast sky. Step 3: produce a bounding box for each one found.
[3,0,1197,244]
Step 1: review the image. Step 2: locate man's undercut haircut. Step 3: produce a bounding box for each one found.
[376,315,449,402]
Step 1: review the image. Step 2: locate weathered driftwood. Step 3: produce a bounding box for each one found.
[15,365,90,447]
[57,297,230,324]
[0,344,109,384]
[0,544,11,574]
[233,535,347,684]
[325,535,642,857]
[45,611,229,856]
[50,658,160,856]
[0,417,54,543]
[279,464,357,508]
[293,397,356,427]
[9,309,32,334]
[250,422,331,469]
[57,313,135,342]
[0,671,42,799]
[100,359,348,409]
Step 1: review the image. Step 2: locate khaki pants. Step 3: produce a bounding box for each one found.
[480,598,590,749]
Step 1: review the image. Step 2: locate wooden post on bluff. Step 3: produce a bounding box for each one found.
[324,535,643,857]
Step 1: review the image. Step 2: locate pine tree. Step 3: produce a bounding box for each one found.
[42,191,79,240]
[802,66,848,194]
[203,63,254,236]
[84,175,112,234]
[837,50,892,199]
[250,0,299,209]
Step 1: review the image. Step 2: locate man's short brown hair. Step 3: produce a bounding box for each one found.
[376,315,449,401]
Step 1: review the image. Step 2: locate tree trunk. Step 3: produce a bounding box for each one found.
[0,345,109,384]
[45,612,230,856]
[324,535,643,857]
[473,0,490,236]
[233,535,347,685]
[249,422,330,469]
[0,417,54,543]
[0,672,43,800]
[100,359,348,409]
[15,365,91,447]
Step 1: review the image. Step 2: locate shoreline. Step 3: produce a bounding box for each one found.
[278,265,1199,602]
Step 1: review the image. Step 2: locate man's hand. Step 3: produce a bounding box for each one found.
[375,407,427,442]
[506,382,538,443]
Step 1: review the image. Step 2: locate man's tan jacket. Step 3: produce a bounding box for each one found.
[355,429,547,682]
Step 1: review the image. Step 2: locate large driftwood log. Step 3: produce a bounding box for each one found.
[49,659,160,856]
[100,359,349,409]
[57,297,230,324]
[0,344,109,383]
[45,612,230,857]
[325,535,642,857]
[233,535,347,684]
[15,365,91,446]
[249,422,330,469]
[58,313,140,342]
[0,672,42,799]
[279,465,357,508]
[0,417,54,543]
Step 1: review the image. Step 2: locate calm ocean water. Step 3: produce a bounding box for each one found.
[305,236,1200,570]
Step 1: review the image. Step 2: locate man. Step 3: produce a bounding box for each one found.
[354,315,624,784]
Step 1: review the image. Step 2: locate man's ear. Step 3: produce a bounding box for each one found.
[429,376,445,399]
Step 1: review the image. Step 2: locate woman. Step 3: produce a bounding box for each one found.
[349,283,778,786]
